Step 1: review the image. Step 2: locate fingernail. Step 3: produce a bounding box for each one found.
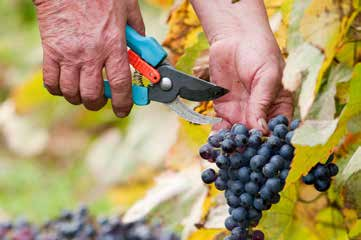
[258,118,268,131]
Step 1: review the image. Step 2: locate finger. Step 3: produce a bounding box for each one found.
[127,0,145,35]
[43,55,61,96]
[79,63,107,111]
[268,89,294,122]
[246,66,283,133]
[59,65,81,105]
[105,46,133,117]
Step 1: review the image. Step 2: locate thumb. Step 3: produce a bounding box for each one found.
[246,67,282,133]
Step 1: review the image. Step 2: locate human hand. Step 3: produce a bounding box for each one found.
[209,33,293,133]
[33,0,144,117]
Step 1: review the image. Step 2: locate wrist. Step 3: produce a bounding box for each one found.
[190,0,273,45]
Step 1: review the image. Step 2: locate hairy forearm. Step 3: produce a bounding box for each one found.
[190,0,273,44]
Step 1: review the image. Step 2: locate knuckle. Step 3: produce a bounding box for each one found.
[110,77,130,91]
[81,87,102,103]
[61,85,78,99]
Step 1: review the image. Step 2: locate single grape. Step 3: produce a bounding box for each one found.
[250,172,265,185]
[285,131,294,144]
[270,193,281,204]
[210,149,221,163]
[239,193,254,208]
[274,115,289,126]
[266,135,282,149]
[227,194,240,208]
[201,169,217,184]
[199,144,213,160]
[302,173,315,185]
[230,152,243,169]
[216,155,230,169]
[269,155,285,170]
[265,178,282,193]
[224,217,239,231]
[235,134,248,147]
[313,164,329,180]
[253,198,265,211]
[279,144,294,160]
[249,129,263,137]
[259,186,272,201]
[262,163,278,178]
[221,139,237,153]
[228,207,234,215]
[231,207,248,222]
[280,169,289,181]
[218,169,228,181]
[314,179,331,192]
[249,135,262,148]
[231,227,247,239]
[229,182,244,196]
[327,163,339,177]
[225,190,233,199]
[290,119,301,130]
[238,167,251,183]
[248,208,262,222]
[273,124,289,139]
[245,182,259,195]
[208,134,223,148]
[252,230,265,240]
[268,118,279,131]
[257,145,272,159]
[215,177,227,191]
[218,129,230,138]
[228,168,240,180]
[231,124,249,136]
[250,155,267,172]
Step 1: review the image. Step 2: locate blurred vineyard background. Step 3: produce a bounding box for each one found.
[0,0,361,240]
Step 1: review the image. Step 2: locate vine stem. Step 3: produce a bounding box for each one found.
[297,192,325,204]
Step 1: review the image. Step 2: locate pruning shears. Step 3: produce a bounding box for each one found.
[104,25,229,124]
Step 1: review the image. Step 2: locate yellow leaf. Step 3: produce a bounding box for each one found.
[163,0,203,61]
[144,0,173,8]
[188,228,226,240]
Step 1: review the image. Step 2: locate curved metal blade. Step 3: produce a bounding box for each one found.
[166,97,222,125]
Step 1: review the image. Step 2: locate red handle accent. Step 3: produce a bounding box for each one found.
[128,50,161,84]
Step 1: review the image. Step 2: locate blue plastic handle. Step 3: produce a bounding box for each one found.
[125,25,167,67]
[104,81,150,106]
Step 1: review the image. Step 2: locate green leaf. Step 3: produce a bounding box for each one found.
[259,184,298,239]
[349,219,361,239]
[176,32,209,74]
[315,207,349,240]
[286,64,361,187]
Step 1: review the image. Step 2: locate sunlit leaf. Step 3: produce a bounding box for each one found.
[315,207,349,240]
[187,228,226,240]
[349,219,361,239]
[341,147,361,183]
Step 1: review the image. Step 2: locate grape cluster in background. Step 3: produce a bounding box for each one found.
[0,207,179,240]
[302,154,339,192]
[199,115,298,240]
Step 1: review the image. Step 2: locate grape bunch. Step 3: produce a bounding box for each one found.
[0,206,179,240]
[199,115,299,240]
[302,154,339,192]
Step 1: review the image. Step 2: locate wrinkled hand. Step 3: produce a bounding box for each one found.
[209,33,293,132]
[34,0,144,117]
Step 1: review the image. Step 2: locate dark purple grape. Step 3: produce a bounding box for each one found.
[269,155,285,170]
[266,135,282,149]
[199,144,213,160]
[274,115,289,126]
[227,194,240,208]
[239,193,253,208]
[235,134,248,147]
[257,145,272,159]
[249,129,263,137]
[262,163,278,178]
[245,182,259,195]
[231,207,248,222]
[231,124,249,136]
[285,131,294,144]
[230,152,243,169]
[231,227,247,239]
[279,144,294,160]
[221,139,237,153]
[201,168,217,184]
[270,193,281,204]
[290,119,301,130]
[265,178,282,193]
[243,147,257,160]
[238,167,251,183]
[216,155,230,169]
[252,230,265,240]
[313,164,329,180]
[302,173,315,185]
[215,177,227,191]
[218,169,228,181]
[280,169,289,181]
[314,179,331,192]
[253,198,265,211]
[249,135,262,148]
[273,124,289,139]
[259,187,272,201]
[248,208,262,222]
[208,134,223,148]
[210,149,221,163]
[250,172,265,185]
[327,163,339,177]
[229,181,244,196]
[250,155,267,172]
[225,217,239,231]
